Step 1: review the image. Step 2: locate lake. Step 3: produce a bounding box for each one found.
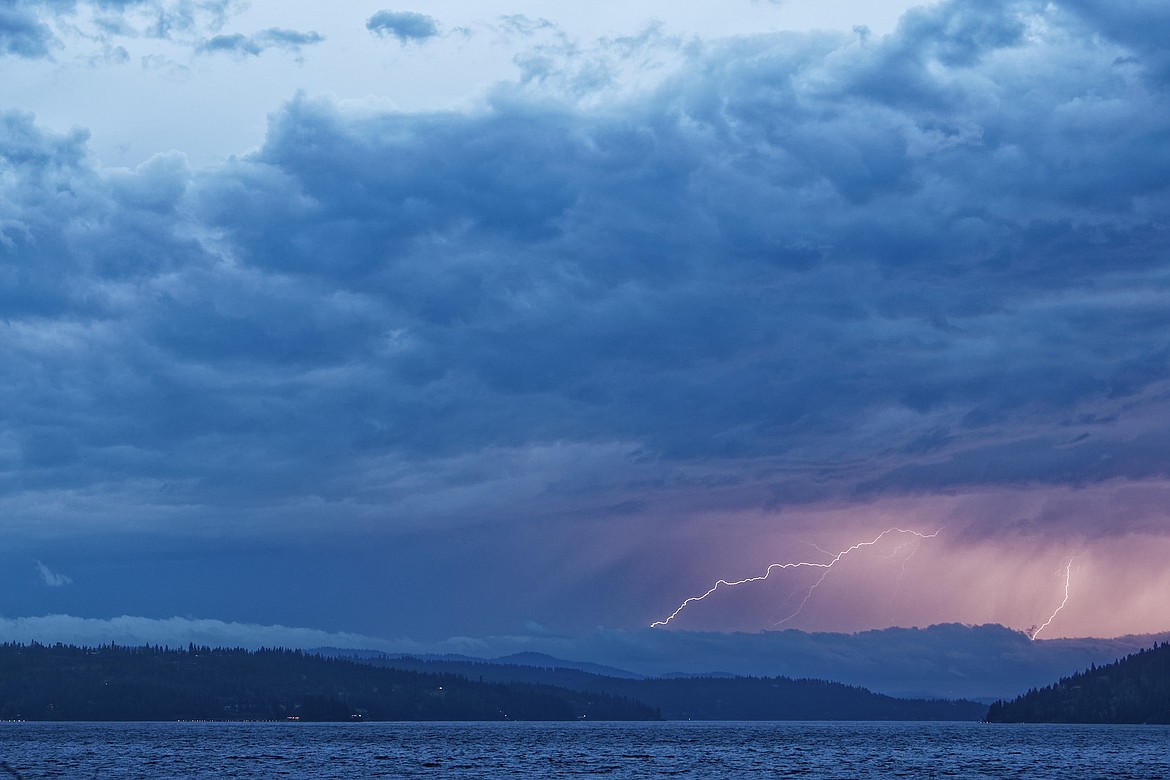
[1,720,1167,778]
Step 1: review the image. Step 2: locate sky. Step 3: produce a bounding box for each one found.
[3,0,1170,654]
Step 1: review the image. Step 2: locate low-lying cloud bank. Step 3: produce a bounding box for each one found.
[0,614,418,655]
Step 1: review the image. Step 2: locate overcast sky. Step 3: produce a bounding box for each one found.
[3,0,1170,652]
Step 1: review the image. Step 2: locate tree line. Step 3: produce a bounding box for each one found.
[0,643,655,721]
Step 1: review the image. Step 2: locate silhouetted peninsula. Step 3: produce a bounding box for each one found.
[986,642,1170,723]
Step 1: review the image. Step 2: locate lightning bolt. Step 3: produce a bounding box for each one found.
[807,542,835,558]
[1029,558,1074,641]
[651,527,941,629]
[883,535,924,583]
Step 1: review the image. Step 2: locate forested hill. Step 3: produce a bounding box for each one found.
[326,652,986,721]
[0,642,988,721]
[0,643,654,722]
[985,642,1170,723]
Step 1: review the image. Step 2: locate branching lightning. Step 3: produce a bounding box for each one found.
[770,563,836,628]
[1029,558,1074,641]
[650,528,940,629]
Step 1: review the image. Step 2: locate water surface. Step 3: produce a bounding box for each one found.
[1,721,1167,779]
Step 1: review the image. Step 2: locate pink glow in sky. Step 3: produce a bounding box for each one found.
[638,482,1170,638]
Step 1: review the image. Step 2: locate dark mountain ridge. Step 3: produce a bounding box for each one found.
[323,649,986,720]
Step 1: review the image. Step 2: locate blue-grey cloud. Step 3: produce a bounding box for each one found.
[1,0,243,56]
[0,5,54,58]
[117,0,239,41]
[1058,0,1170,81]
[184,0,1170,509]
[366,10,439,43]
[497,14,557,38]
[7,0,1170,521]
[198,27,324,57]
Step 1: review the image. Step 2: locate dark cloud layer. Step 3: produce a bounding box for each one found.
[3,0,1170,635]
[6,0,1170,520]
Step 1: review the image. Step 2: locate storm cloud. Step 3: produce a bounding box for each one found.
[3,0,1170,638]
